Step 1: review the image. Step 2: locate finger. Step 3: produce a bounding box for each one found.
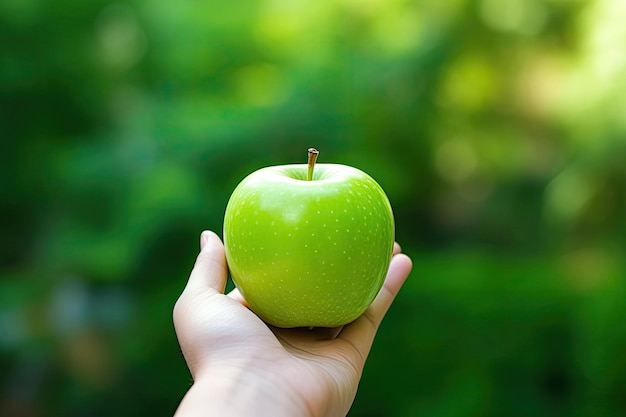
[337,253,412,364]
[393,242,401,256]
[183,230,229,296]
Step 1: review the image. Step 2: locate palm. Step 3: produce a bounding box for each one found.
[180,290,361,414]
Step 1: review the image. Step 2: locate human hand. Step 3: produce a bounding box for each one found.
[173,230,412,417]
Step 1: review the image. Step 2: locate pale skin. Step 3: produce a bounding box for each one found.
[173,230,413,417]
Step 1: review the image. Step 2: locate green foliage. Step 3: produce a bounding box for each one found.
[2,0,626,415]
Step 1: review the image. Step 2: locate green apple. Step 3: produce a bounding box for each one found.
[223,149,395,328]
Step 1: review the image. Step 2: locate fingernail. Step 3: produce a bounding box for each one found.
[200,231,209,250]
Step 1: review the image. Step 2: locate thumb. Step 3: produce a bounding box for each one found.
[184,230,229,296]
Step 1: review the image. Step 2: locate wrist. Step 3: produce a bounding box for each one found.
[175,364,316,417]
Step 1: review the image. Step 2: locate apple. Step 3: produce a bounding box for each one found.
[223,149,395,328]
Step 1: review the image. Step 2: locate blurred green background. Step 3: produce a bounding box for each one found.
[2,0,625,415]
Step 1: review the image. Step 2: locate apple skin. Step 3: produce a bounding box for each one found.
[223,163,395,328]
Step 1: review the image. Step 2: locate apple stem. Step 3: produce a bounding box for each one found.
[307,148,319,181]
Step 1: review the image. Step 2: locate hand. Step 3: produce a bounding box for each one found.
[173,230,412,417]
